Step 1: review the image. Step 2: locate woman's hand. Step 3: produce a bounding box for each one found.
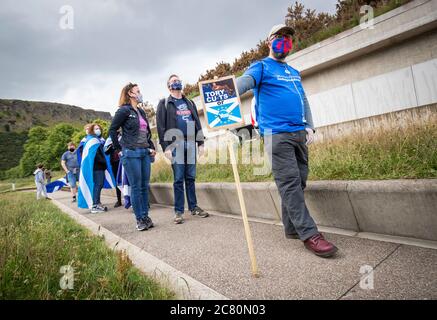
[149,149,157,157]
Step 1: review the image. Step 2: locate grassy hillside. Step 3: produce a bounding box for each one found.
[0,99,113,173]
[0,99,112,133]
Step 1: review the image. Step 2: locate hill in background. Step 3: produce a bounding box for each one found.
[0,99,112,172]
[0,99,112,133]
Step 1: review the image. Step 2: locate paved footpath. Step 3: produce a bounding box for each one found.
[51,191,437,300]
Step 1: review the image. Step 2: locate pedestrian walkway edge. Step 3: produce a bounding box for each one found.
[51,199,229,300]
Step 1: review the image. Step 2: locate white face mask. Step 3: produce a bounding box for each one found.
[95,129,101,137]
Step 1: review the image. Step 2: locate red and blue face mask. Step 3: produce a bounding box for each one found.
[271,37,293,54]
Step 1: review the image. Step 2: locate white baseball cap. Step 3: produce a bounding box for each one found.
[268,24,295,39]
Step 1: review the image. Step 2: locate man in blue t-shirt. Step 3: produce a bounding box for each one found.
[61,142,80,203]
[236,24,338,258]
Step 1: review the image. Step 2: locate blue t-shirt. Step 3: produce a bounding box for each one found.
[174,98,194,137]
[244,57,307,135]
[61,150,79,171]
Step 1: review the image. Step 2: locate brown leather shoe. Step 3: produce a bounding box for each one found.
[304,233,338,258]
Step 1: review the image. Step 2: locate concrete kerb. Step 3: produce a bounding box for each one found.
[347,179,437,241]
[220,182,280,221]
[149,183,174,206]
[305,181,360,231]
[195,183,231,213]
[51,199,228,300]
[150,179,437,241]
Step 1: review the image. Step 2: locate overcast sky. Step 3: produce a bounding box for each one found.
[0,0,337,115]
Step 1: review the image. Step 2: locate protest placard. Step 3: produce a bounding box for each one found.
[198,75,259,278]
[198,75,244,131]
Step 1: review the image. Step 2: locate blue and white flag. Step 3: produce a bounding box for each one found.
[104,136,113,154]
[77,137,87,166]
[116,160,132,209]
[78,135,116,209]
[46,176,68,193]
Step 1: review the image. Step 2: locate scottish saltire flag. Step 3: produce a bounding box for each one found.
[46,176,68,193]
[206,99,243,128]
[78,135,116,209]
[104,136,113,153]
[77,137,87,166]
[78,136,105,166]
[116,160,132,209]
[201,76,243,130]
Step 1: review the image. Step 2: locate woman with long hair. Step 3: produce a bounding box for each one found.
[108,83,156,231]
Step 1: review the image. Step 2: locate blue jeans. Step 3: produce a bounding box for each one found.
[172,141,197,213]
[93,170,105,206]
[120,148,151,221]
[67,170,79,188]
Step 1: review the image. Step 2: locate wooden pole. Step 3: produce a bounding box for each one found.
[227,132,260,278]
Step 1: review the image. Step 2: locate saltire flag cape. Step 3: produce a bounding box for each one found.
[116,160,132,209]
[46,176,68,193]
[78,135,116,209]
[77,137,87,166]
[105,136,132,209]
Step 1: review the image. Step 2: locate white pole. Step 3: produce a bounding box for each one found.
[227,131,260,278]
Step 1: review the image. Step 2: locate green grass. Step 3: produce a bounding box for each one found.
[0,192,175,300]
[0,171,65,193]
[151,122,437,183]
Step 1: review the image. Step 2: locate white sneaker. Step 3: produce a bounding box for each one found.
[91,205,106,213]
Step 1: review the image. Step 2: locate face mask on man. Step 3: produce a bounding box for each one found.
[69,147,75,152]
[94,129,102,137]
[271,36,293,60]
[169,80,183,91]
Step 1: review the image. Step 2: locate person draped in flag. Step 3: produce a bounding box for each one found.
[156,75,209,225]
[77,123,116,213]
[108,83,156,231]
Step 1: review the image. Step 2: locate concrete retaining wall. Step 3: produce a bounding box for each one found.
[149,180,437,241]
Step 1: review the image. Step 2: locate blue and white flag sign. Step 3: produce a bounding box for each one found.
[46,176,68,193]
[199,75,244,131]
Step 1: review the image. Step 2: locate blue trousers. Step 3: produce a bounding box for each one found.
[120,148,151,220]
[172,141,197,213]
[93,170,105,206]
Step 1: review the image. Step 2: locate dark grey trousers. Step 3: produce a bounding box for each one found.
[265,131,319,241]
